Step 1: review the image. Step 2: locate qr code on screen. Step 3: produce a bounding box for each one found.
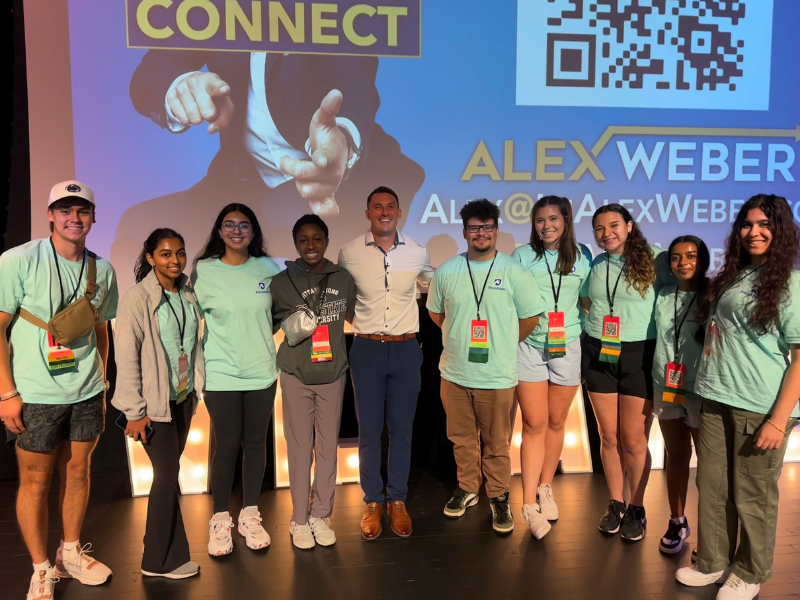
[516,0,773,110]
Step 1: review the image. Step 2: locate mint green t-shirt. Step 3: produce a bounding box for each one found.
[512,244,591,348]
[426,252,545,389]
[652,286,703,393]
[157,290,199,402]
[192,256,281,391]
[0,239,118,404]
[695,269,800,416]
[583,246,675,342]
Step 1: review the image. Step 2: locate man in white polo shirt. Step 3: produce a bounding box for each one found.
[338,186,433,541]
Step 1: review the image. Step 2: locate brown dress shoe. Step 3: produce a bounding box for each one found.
[360,502,383,541]
[387,501,413,537]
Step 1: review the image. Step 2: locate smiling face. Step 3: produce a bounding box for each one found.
[463,217,498,256]
[219,211,253,254]
[47,200,94,244]
[295,223,329,270]
[534,205,565,248]
[593,211,632,254]
[147,237,187,285]
[365,192,401,238]
[670,241,699,283]
[739,208,772,260]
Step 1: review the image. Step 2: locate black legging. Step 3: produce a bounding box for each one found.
[204,383,277,513]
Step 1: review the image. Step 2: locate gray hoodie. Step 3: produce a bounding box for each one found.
[112,270,204,422]
[271,259,356,385]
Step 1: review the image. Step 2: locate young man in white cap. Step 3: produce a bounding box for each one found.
[0,181,118,600]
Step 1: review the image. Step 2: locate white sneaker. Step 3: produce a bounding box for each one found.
[537,484,559,520]
[54,543,112,585]
[521,503,552,540]
[208,511,234,557]
[238,506,271,550]
[309,517,336,546]
[717,574,760,600]
[290,521,315,549]
[27,568,58,600]
[676,563,732,586]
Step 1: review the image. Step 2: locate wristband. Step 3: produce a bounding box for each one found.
[766,418,791,434]
[0,391,20,402]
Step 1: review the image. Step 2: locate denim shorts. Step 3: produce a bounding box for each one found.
[653,388,702,429]
[517,337,582,386]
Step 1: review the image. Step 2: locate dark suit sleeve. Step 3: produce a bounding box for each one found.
[129,50,212,129]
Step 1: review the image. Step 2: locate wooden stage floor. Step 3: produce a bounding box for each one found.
[1,465,799,600]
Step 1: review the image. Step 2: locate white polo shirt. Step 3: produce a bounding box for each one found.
[338,230,433,335]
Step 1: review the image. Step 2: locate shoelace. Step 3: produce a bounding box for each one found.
[541,486,554,505]
[364,505,380,518]
[240,512,265,534]
[311,518,330,532]
[522,504,541,523]
[664,519,683,540]
[292,522,312,535]
[392,503,408,516]
[68,543,97,571]
[29,572,59,599]
[726,574,745,590]
[212,518,234,541]
[620,508,635,527]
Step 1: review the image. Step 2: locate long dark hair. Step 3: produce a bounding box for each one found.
[698,194,800,334]
[529,195,577,275]
[592,204,655,298]
[134,228,185,283]
[668,235,711,341]
[195,203,269,264]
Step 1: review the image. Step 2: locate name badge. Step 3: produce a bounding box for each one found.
[176,353,189,403]
[311,325,333,363]
[468,319,489,363]
[662,361,686,404]
[599,315,621,364]
[547,311,566,358]
[47,332,76,373]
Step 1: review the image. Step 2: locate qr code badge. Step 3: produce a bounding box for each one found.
[471,321,488,341]
[667,367,684,387]
[516,0,773,110]
[603,320,619,338]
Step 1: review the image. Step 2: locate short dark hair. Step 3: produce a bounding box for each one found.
[460,199,499,228]
[292,214,329,241]
[367,186,400,208]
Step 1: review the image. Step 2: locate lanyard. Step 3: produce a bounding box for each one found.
[465,253,497,321]
[712,266,763,319]
[672,287,697,358]
[544,252,563,313]
[50,237,86,312]
[605,253,624,316]
[162,289,187,353]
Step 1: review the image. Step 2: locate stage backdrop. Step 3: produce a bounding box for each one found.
[22,1,800,491]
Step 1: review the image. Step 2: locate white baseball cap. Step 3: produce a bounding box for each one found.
[48,180,95,207]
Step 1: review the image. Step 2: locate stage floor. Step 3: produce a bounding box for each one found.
[2,465,799,600]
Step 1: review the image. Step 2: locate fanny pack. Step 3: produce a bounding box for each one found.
[17,252,99,346]
[280,272,330,347]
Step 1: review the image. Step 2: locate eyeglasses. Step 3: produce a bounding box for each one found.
[222,221,252,232]
[466,224,497,233]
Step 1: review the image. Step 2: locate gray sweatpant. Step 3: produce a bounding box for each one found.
[280,372,346,525]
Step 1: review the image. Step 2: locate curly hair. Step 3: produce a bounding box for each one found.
[697,194,800,334]
[460,199,500,227]
[592,204,655,298]
[529,195,577,275]
[668,235,711,343]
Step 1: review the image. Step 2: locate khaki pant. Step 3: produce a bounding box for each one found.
[441,379,514,499]
[697,399,798,584]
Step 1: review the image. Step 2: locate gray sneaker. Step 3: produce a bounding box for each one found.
[142,561,200,579]
[490,493,514,533]
[444,487,478,518]
[598,499,626,534]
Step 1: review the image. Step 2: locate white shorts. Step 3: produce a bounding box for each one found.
[517,337,581,386]
[653,388,702,429]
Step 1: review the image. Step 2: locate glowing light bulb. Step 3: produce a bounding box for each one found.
[564,432,578,447]
[187,429,202,444]
[191,465,206,478]
[347,454,359,469]
[513,433,522,447]
[138,467,153,482]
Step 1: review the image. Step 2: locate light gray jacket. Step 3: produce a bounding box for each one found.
[111,270,205,422]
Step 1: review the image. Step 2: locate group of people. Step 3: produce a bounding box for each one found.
[0,181,797,600]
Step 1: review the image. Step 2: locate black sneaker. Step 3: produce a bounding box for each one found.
[691,547,698,564]
[620,504,647,541]
[659,517,690,554]
[443,487,478,518]
[490,493,514,533]
[598,499,626,534]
